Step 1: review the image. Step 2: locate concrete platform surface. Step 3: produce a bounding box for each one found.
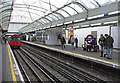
[1,43,13,82]
[22,41,120,68]
[0,41,23,82]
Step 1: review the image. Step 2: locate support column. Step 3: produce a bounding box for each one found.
[118,25,120,49]
[0,32,2,82]
[118,1,120,49]
[118,1,120,64]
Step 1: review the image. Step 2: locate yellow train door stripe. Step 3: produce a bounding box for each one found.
[7,42,17,82]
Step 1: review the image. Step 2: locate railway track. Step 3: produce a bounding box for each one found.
[13,50,63,82]
[12,43,107,82]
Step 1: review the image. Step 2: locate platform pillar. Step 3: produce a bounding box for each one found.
[118,1,120,49]
[0,32,2,82]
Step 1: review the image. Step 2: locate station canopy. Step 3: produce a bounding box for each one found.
[0,0,117,31]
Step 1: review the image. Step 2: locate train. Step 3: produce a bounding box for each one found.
[9,35,21,49]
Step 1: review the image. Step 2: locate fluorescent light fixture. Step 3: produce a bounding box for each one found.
[64,21,72,24]
[73,26,79,28]
[108,11,119,15]
[51,25,56,27]
[43,27,46,29]
[88,14,104,20]
[57,23,63,26]
[81,25,89,27]
[74,19,85,22]
[66,27,72,29]
[104,21,118,24]
[46,26,50,28]
[91,23,101,26]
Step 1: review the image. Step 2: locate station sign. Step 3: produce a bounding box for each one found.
[85,35,95,44]
[85,38,95,41]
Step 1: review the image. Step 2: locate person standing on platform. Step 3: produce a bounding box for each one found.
[2,36,5,43]
[70,35,75,50]
[4,37,7,43]
[98,34,105,57]
[75,37,78,48]
[0,36,2,44]
[105,34,114,59]
[60,35,66,50]
[104,35,108,57]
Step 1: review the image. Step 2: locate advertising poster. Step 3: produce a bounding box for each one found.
[68,30,74,44]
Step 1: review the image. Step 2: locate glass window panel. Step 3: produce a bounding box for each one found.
[48,14,59,21]
[45,16,52,21]
[1,17,9,22]
[96,0,114,6]
[63,6,77,16]
[0,12,10,17]
[77,0,99,9]
[35,21,41,26]
[2,0,11,3]
[1,21,9,25]
[0,6,12,12]
[52,13,61,19]
[69,4,84,13]
[2,2,12,6]
[110,0,116,2]
[41,19,48,24]
[57,10,69,17]
[0,14,10,19]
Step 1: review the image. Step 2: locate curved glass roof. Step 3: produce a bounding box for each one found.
[0,0,13,30]
[11,0,116,22]
[0,0,117,31]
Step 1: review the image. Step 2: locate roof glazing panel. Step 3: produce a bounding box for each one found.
[0,0,117,31]
[11,0,117,23]
[0,0,13,30]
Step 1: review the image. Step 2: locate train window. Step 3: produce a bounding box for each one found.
[10,37,20,41]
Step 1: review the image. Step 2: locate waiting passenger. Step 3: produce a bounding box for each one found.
[70,35,75,50]
[75,37,78,48]
[104,35,108,57]
[2,36,5,43]
[60,35,66,50]
[105,34,114,59]
[86,40,95,52]
[98,34,105,57]
[5,37,7,43]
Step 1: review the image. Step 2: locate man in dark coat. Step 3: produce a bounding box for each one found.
[60,35,66,50]
[75,37,78,48]
[105,34,114,59]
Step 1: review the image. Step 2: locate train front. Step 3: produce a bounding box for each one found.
[9,35,21,49]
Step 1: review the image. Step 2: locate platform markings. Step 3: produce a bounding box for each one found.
[113,49,120,52]
[23,41,120,67]
[7,42,17,82]
[8,43,24,81]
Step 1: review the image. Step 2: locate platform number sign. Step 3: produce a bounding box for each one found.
[85,35,95,44]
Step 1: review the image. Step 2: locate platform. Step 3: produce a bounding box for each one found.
[0,41,23,82]
[0,42,13,82]
[22,41,120,69]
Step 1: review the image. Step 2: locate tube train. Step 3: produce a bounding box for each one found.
[9,35,21,49]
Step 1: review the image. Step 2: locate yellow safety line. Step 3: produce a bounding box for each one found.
[7,42,17,82]
[24,41,120,66]
[34,42,120,66]
[64,51,120,65]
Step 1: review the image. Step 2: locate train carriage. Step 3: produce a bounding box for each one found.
[9,35,21,49]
